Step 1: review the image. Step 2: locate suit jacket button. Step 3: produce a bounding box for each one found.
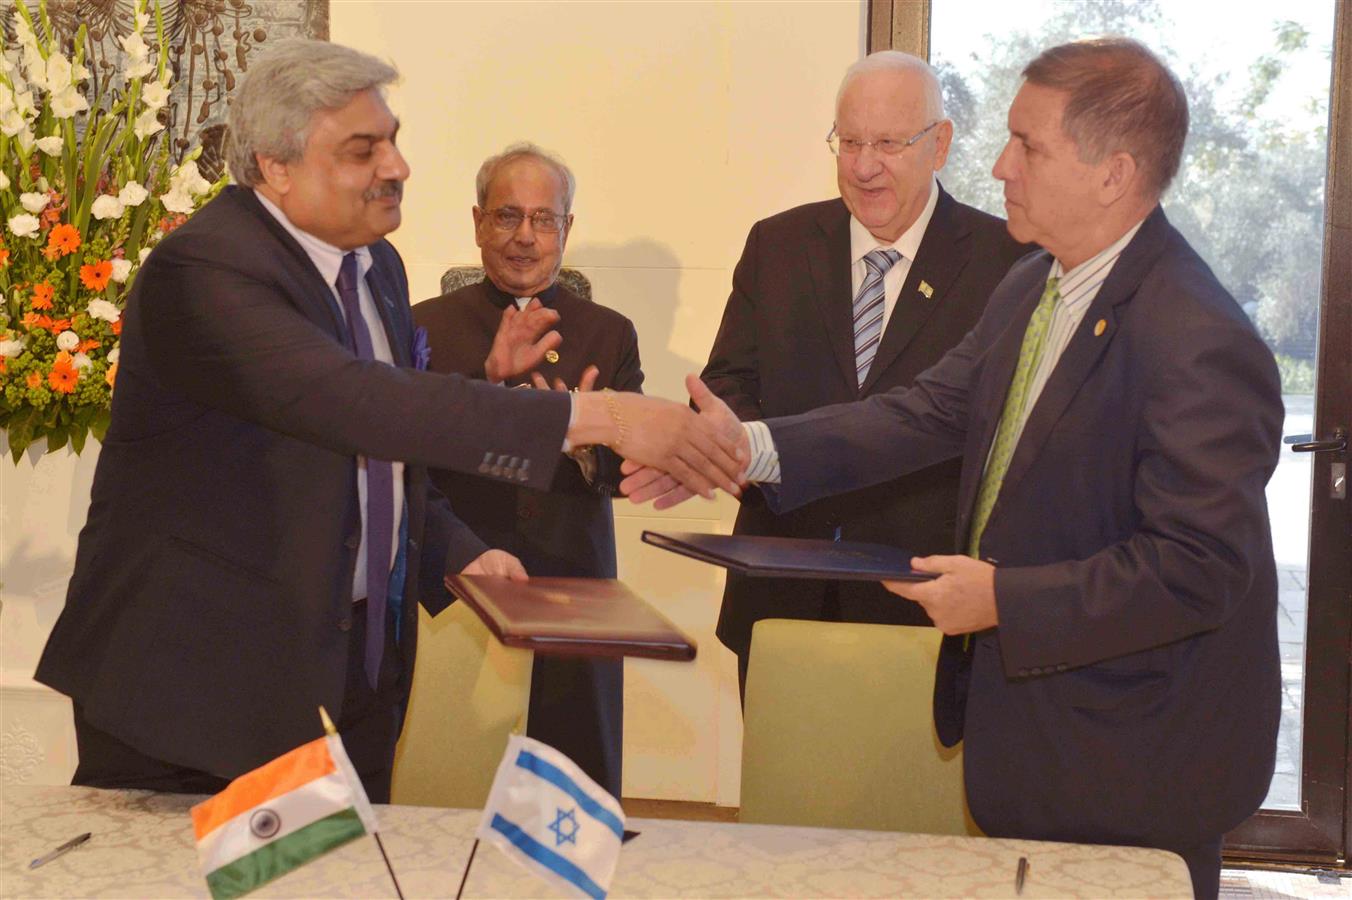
[337,617,352,632]
[1018,668,1030,677]
[1056,664,1067,672]
[344,534,360,549]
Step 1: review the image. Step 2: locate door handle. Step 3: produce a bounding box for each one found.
[1286,427,1346,454]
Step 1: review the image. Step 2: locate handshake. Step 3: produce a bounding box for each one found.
[567,373,751,509]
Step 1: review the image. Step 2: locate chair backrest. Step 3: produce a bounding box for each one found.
[391,604,533,808]
[439,266,593,300]
[740,619,979,835]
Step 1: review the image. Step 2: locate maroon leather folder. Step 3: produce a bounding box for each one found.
[443,575,697,661]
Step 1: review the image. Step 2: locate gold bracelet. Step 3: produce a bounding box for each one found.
[602,389,628,451]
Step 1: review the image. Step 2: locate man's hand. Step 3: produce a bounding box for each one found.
[483,299,562,383]
[530,364,599,393]
[619,375,749,508]
[460,549,529,581]
[883,555,997,635]
[568,374,747,501]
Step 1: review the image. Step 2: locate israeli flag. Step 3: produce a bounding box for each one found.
[477,734,626,899]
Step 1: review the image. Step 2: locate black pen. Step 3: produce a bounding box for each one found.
[1015,856,1028,895]
[29,832,91,869]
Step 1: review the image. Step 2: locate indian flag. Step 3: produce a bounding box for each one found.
[190,732,378,900]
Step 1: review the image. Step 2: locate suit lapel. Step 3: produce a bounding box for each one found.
[365,257,411,368]
[237,188,349,340]
[807,202,860,392]
[861,188,972,395]
[986,207,1171,517]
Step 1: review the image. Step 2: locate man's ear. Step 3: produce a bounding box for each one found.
[256,154,292,195]
[931,119,955,172]
[472,206,486,248]
[1099,151,1138,206]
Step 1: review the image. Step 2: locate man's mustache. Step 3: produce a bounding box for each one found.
[363,182,403,202]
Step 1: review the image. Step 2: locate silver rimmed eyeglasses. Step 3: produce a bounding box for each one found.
[827,121,942,156]
[484,207,568,233]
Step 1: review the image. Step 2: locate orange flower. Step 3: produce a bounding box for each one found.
[0,247,9,266]
[48,318,71,334]
[78,339,101,353]
[80,260,112,291]
[106,361,118,389]
[46,223,81,257]
[26,371,42,388]
[41,207,62,228]
[48,352,78,394]
[31,282,55,310]
[111,319,123,336]
[0,358,7,374]
[21,311,42,329]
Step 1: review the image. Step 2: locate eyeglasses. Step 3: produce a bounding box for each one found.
[484,207,568,233]
[827,121,942,157]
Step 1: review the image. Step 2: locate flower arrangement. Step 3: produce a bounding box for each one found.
[0,0,226,461]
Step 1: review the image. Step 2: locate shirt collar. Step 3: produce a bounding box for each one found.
[253,189,373,287]
[1047,217,1147,300]
[480,276,561,311]
[849,178,939,267]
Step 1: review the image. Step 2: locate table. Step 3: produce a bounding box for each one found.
[2,786,1192,898]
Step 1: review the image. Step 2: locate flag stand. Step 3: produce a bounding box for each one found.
[455,838,480,900]
[373,833,405,900]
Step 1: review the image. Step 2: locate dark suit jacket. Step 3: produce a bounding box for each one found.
[412,279,643,577]
[34,186,571,779]
[764,206,1283,849]
[702,189,1031,659]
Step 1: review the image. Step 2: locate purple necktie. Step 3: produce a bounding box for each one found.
[336,252,394,688]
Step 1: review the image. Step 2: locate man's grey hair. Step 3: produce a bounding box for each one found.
[475,142,577,214]
[226,39,399,187]
[835,51,945,122]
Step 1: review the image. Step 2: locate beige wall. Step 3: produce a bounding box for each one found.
[0,0,864,803]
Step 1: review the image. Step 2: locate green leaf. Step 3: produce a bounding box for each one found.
[46,425,68,453]
[89,408,112,442]
[69,423,88,454]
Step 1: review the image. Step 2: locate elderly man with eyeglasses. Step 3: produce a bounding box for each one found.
[413,143,641,797]
[700,51,1033,699]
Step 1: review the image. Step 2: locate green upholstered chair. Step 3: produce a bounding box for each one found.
[390,604,532,809]
[739,619,980,835]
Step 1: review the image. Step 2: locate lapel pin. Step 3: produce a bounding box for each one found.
[544,350,560,364]
[1093,318,1107,337]
[918,280,934,299]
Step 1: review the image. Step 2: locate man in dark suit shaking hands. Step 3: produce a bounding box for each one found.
[629,39,1282,898]
[35,40,745,802]
[701,51,1030,695]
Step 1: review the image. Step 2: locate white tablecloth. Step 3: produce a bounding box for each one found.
[2,785,1192,898]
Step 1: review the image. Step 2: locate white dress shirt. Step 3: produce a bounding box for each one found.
[254,190,405,601]
[848,178,940,338]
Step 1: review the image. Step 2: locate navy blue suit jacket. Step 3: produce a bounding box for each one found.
[35,186,571,778]
[763,206,1283,849]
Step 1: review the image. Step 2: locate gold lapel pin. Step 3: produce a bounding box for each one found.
[544,350,560,364]
[1094,318,1107,336]
[918,280,934,299]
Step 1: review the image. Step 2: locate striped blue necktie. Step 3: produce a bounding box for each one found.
[853,248,902,386]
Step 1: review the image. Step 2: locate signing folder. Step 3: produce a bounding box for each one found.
[641,531,938,581]
[444,575,697,661]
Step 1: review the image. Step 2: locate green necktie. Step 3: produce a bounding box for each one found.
[966,276,1061,558]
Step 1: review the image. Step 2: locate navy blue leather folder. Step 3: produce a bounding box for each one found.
[641,531,938,581]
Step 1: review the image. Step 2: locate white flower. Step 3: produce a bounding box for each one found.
[87,299,122,323]
[118,181,149,206]
[140,80,170,110]
[138,246,152,263]
[14,89,36,118]
[0,107,26,137]
[0,170,8,190]
[73,62,91,82]
[45,54,73,91]
[119,32,149,61]
[72,352,93,370]
[19,192,49,213]
[35,135,64,156]
[7,213,40,238]
[160,187,194,214]
[17,128,35,154]
[170,159,212,196]
[0,50,16,76]
[0,336,25,358]
[126,58,154,80]
[109,258,133,283]
[56,330,81,352]
[134,8,150,31]
[91,194,125,220]
[108,347,120,365]
[133,107,163,139]
[49,87,89,119]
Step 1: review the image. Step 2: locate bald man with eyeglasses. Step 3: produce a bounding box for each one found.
[413,142,641,797]
[702,51,1032,697]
